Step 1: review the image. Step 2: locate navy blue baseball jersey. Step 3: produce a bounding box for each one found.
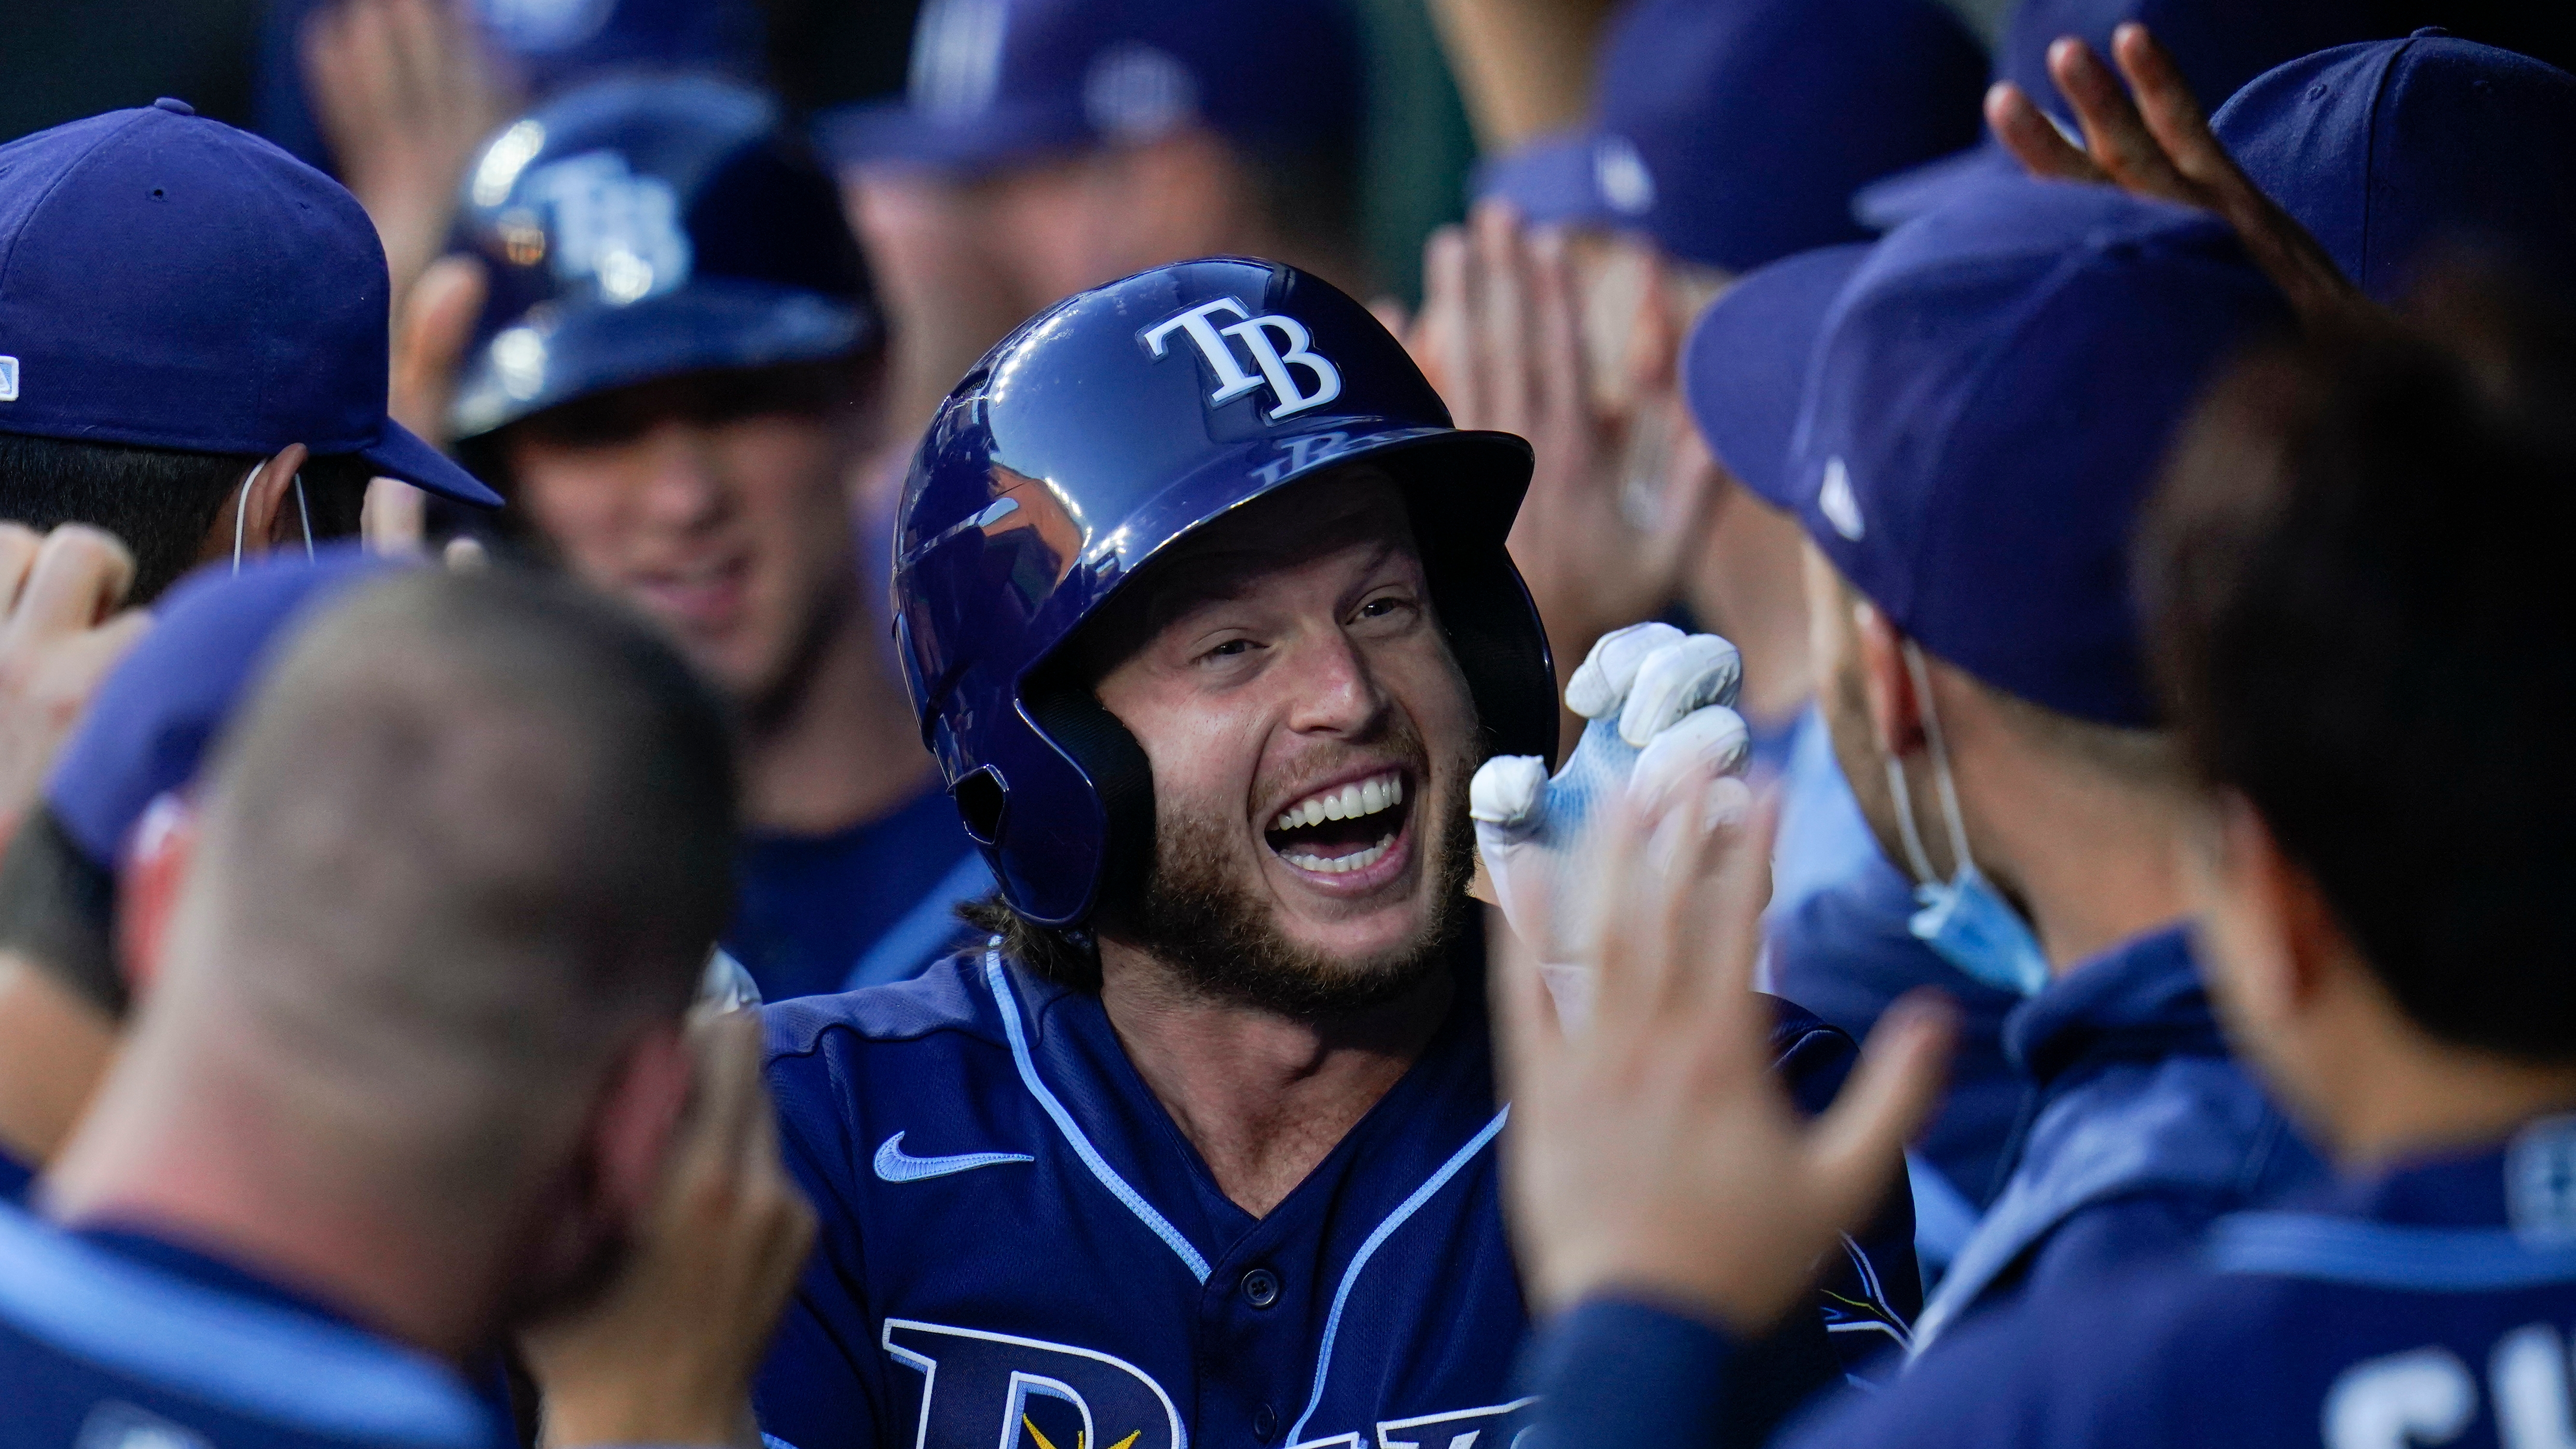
[0,1203,500,1449]
[1530,1123,2576,1449]
[1904,923,2326,1354]
[754,941,1919,1449]
[727,783,985,1001]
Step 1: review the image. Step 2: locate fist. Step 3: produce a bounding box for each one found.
[1472,623,1752,1022]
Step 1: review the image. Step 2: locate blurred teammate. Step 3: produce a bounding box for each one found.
[1685,178,2326,1354]
[0,566,808,1447]
[429,78,981,999]
[1512,259,2576,1449]
[0,99,499,603]
[825,0,1366,468]
[752,258,1916,1449]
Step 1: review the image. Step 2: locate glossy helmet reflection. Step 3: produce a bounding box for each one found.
[446,74,879,442]
[893,256,1556,927]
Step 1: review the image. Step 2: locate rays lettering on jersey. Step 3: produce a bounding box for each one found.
[2325,1323,2576,1449]
[1287,1397,1536,1449]
[1142,300,1343,421]
[883,1319,1185,1449]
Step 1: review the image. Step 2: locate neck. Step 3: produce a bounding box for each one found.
[1093,942,1452,1217]
[0,952,117,1168]
[2297,987,2576,1172]
[1937,743,2189,973]
[741,586,939,835]
[43,1005,511,1361]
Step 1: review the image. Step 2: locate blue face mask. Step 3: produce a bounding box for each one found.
[1884,644,2052,998]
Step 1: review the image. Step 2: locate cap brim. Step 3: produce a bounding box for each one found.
[450,280,874,441]
[816,97,1092,174]
[1850,141,2018,232]
[362,420,504,509]
[1473,134,1620,229]
[1682,244,1872,511]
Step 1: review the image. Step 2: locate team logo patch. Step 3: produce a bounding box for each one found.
[0,355,18,402]
[1143,299,1343,421]
[74,1402,211,1449]
[2508,1114,2576,1245]
[883,1319,1184,1449]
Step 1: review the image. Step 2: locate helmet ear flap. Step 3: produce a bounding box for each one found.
[1021,689,1157,926]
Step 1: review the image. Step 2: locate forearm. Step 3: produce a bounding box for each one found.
[1420,0,1614,149]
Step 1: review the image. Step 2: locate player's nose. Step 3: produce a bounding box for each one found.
[1280,628,1388,738]
[635,422,731,527]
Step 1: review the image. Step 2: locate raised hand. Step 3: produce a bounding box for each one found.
[1472,622,1752,1025]
[0,526,151,849]
[1493,784,1954,1328]
[520,1010,815,1448]
[1411,204,1722,695]
[1989,23,2363,323]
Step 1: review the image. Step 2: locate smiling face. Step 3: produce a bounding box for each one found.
[1084,468,1483,1013]
[504,362,876,709]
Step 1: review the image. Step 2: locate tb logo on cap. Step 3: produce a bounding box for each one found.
[1143,299,1343,421]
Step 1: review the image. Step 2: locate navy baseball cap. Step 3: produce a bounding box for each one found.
[2213,31,2576,302]
[0,103,502,508]
[1852,0,2375,229]
[819,0,1359,173]
[1687,178,2293,726]
[1475,0,1987,274]
[47,546,404,874]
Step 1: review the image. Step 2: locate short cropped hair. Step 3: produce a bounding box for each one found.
[0,433,369,603]
[2141,266,2576,1063]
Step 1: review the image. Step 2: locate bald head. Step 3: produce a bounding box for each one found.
[177,565,736,1095]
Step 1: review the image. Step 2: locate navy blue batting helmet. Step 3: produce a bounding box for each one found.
[448,75,879,441]
[893,257,1554,927]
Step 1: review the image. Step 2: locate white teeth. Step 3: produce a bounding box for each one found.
[1270,771,1407,834]
[1282,833,1397,875]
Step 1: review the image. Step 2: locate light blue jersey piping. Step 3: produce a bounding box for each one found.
[1285,1106,1510,1447]
[2211,1212,2576,1290]
[984,944,1214,1283]
[0,1202,485,1446]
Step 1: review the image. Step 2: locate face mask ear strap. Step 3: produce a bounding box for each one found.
[1902,639,1979,881]
[294,473,314,561]
[1882,753,1939,886]
[230,462,261,575]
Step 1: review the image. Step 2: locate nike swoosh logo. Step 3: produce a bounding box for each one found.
[873,1131,1036,1183]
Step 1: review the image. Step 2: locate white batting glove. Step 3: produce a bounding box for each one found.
[1473,623,1754,1025]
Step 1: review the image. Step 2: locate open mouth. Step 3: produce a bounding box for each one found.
[1263,769,1411,875]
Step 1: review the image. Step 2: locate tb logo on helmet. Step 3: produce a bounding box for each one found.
[522,151,693,305]
[1142,299,1343,421]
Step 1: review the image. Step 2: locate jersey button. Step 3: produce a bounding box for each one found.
[1241,1267,1281,1308]
[1253,1405,1280,1440]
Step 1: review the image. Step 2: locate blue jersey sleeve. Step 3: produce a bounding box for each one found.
[1765,998,1921,1373]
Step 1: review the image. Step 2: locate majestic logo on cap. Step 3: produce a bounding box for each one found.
[1143,299,1343,421]
[523,152,692,306]
[0,357,17,403]
[1819,456,1865,541]
[1594,136,1656,216]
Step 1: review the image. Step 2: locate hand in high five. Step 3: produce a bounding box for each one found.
[0,526,151,849]
[521,1009,814,1448]
[1493,781,1954,1329]
[1989,23,2364,323]
[1411,204,1722,690]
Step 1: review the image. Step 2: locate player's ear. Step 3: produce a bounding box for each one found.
[2195,790,2336,1031]
[1850,600,1926,757]
[115,792,198,1002]
[587,1019,695,1230]
[227,443,311,557]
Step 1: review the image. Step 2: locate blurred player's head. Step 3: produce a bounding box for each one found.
[0,102,499,601]
[897,259,1554,1009]
[1469,0,1987,648]
[1689,179,2291,975]
[2143,268,2576,1147]
[448,77,887,709]
[829,0,1363,411]
[49,566,735,1347]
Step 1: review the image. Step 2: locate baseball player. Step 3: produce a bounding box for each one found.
[0,98,500,602]
[824,0,1367,458]
[752,257,1918,1449]
[1516,248,2576,1449]
[0,566,798,1448]
[431,77,983,999]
